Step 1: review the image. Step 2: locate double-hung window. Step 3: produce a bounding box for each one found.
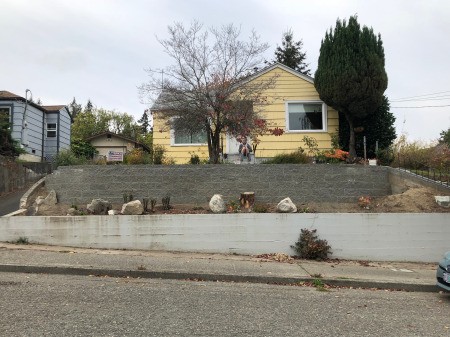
[285,101,327,132]
[47,123,57,138]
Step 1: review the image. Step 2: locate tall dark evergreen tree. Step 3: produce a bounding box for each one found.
[85,99,94,113]
[138,110,150,134]
[274,29,311,76]
[338,95,396,158]
[68,98,82,121]
[315,16,388,159]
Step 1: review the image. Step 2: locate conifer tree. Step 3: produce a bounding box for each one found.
[338,95,396,158]
[274,29,311,76]
[315,16,388,159]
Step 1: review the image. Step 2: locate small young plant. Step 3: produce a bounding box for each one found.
[291,229,331,260]
[252,204,268,213]
[14,237,29,245]
[142,198,149,212]
[162,195,171,210]
[150,198,157,212]
[226,200,240,213]
[358,196,371,209]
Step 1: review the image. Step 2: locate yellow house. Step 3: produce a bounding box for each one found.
[151,63,338,164]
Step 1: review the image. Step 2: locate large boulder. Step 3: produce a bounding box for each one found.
[209,194,226,213]
[121,200,144,215]
[87,199,112,215]
[43,190,58,205]
[277,197,297,213]
[435,196,450,208]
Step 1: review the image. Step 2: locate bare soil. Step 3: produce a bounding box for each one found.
[30,184,450,216]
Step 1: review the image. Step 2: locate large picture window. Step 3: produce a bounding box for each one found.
[173,127,207,145]
[286,101,326,132]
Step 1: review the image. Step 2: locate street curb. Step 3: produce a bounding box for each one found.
[0,264,438,293]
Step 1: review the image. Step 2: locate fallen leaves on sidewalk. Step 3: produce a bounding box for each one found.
[254,253,295,263]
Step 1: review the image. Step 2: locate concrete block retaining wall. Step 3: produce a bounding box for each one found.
[0,157,51,196]
[45,165,392,204]
[1,213,448,262]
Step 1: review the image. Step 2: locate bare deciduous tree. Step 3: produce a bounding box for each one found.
[140,21,277,163]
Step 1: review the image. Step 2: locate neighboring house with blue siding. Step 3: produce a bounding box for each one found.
[0,91,72,162]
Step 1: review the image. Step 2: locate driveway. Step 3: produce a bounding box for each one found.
[0,186,30,216]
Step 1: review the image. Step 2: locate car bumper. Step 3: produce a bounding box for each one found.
[436,261,450,292]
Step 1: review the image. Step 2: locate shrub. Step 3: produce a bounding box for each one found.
[53,149,88,167]
[291,229,331,260]
[189,153,201,164]
[153,145,166,165]
[252,204,268,213]
[123,149,151,164]
[375,147,394,166]
[264,149,311,164]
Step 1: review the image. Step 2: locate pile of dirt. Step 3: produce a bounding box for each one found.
[29,185,449,216]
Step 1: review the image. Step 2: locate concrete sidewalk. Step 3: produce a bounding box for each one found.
[0,243,439,292]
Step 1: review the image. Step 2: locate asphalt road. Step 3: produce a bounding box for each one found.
[0,272,448,337]
[0,186,29,216]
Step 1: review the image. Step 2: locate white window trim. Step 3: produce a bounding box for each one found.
[170,128,208,147]
[46,123,57,138]
[285,100,328,133]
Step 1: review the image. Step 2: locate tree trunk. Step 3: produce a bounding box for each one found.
[240,192,255,211]
[343,111,357,160]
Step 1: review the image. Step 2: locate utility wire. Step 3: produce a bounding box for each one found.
[391,104,450,108]
[391,90,450,101]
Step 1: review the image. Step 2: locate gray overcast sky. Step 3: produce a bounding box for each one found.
[1,0,449,142]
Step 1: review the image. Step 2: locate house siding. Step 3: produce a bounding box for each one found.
[152,65,338,164]
[1,97,71,161]
[4,101,45,158]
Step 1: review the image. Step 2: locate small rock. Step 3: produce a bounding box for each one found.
[35,196,45,206]
[209,194,226,213]
[87,198,112,215]
[108,210,119,215]
[435,196,450,208]
[277,197,297,213]
[67,207,77,216]
[121,200,144,215]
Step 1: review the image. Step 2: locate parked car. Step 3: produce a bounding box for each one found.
[436,251,450,291]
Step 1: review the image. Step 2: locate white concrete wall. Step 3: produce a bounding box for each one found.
[1,213,448,262]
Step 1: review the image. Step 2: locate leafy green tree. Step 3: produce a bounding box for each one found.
[274,29,310,76]
[315,15,388,159]
[338,95,396,158]
[71,108,138,140]
[439,128,450,146]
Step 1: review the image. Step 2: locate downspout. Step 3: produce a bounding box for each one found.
[57,112,60,154]
[41,111,45,162]
[21,89,32,147]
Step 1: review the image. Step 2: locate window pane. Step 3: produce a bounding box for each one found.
[47,123,57,138]
[288,103,323,130]
[174,127,207,144]
[0,107,10,125]
[174,130,190,144]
